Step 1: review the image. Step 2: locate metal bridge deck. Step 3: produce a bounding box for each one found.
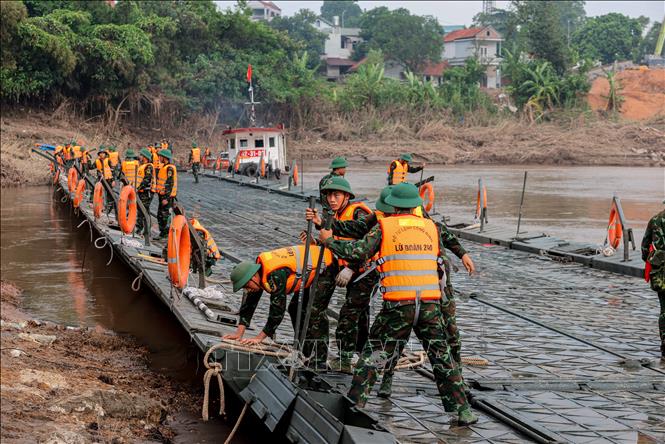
[60,170,664,444]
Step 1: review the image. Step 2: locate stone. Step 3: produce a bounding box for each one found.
[18,333,57,346]
[19,369,69,390]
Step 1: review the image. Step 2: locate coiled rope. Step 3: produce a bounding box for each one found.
[94,236,113,266]
[77,219,93,242]
[131,271,143,292]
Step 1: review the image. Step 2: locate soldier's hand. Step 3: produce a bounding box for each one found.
[335,267,354,287]
[461,254,475,274]
[161,199,168,206]
[240,331,267,345]
[223,325,246,341]
[305,208,322,226]
[319,228,333,243]
[299,230,315,245]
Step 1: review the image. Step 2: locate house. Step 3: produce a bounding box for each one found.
[319,16,363,80]
[248,1,281,22]
[442,26,503,88]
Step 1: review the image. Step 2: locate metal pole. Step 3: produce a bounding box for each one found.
[613,195,632,262]
[515,171,528,238]
[300,156,304,195]
[479,178,485,233]
[291,196,316,380]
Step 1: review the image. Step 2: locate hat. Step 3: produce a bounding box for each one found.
[139,148,152,160]
[192,141,198,148]
[125,149,137,159]
[375,186,396,214]
[107,146,117,152]
[329,156,348,169]
[385,182,422,209]
[158,149,173,160]
[399,153,413,162]
[320,176,355,200]
[230,262,261,292]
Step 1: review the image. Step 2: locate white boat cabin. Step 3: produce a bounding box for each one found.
[223,126,287,175]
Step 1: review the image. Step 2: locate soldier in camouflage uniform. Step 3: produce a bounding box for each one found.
[135,149,154,234]
[641,205,665,358]
[225,252,338,369]
[319,182,478,426]
[154,149,177,240]
[319,157,348,208]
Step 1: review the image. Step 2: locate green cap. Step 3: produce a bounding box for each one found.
[320,176,355,200]
[125,149,137,159]
[158,149,173,160]
[399,153,413,162]
[108,146,117,152]
[139,148,152,160]
[385,182,422,209]
[192,142,198,148]
[230,262,261,292]
[329,156,348,169]
[375,186,396,214]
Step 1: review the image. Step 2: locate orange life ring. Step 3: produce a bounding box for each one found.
[72,179,86,208]
[53,169,60,185]
[292,162,299,186]
[475,185,488,219]
[607,206,623,249]
[93,182,104,218]
[167,215,191,288]
[67,167,78,193]
[419,183,435,212]
[118,185,137,234]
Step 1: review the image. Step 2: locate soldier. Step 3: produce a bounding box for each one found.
[387,153,424,185]
[153,149,177,240]
[135,149,155,234]
[95,150,113,183]
[120,149,139,188]
[189,218,221,276]
[224,245,337,369]
[309,177,373,373]
[318,182,478,426]
[189,142,201,183]
[107,146,120,178]
[642,204,665,358]
[319,157,348,206]
[80,147,92,176]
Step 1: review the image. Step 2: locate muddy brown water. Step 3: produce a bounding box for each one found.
[304,164,664,244]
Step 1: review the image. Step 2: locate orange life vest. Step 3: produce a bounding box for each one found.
[377,214,441,301]
[63,145,72,161]
[190,219,221,260]
[137,163,155,193]
[155,163,177,196]
[335,202,372,267]
[82,150,91,164]
[191,148,201,163]
[257,245,333,295]
[121,160,139,188]
[388,160,407,185]
[108,151,119,167]
[72,145,82,159]
[95,158,113,180]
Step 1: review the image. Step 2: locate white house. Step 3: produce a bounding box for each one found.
[443,26,503,88]
[318,16,363,80]
[248,0,281,22]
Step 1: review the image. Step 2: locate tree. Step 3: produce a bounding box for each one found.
[358,7,443,74]
[269,9,326,69]
[572,13,646,64]
[320,1,362,28]
[555,1,586,45]
[514,1,570,73]
[472,7,520,44]
[641,21,663,58]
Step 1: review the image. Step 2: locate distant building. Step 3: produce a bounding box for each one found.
[248,1,281,22]
[348,58,448,85]
[319,16,363,80]
[442,26,503,88]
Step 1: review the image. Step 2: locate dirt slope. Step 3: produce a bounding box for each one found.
[588,68,665,120]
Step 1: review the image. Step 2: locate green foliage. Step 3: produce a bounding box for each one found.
[604,70,624,112]
[357,7,443,73]
[573,13,648,64]
[439,59,495,115]
[269,9,327,69]
[641,21,663,57]
[320,1,362,27]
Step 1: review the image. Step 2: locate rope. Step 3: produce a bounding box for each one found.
[601,246,616,257]
[392,352,490,370]
[94,236,113,266]
[77,219,93,242]
[461,356,489,366]
[131,271,143,292]
[202,343,226,421]
[224,402,249,444]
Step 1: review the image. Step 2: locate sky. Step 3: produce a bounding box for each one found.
[215,1,664,26]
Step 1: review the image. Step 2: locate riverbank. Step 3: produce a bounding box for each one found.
[2,109,663,187]
[0,280,200,443]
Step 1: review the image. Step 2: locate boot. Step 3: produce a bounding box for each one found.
[377,373,393,398]
[328,353,353,374]
[457,406,478,426]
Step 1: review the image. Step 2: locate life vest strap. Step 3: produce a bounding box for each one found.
[380,269,438,278]
[380,284,440,293]
[381,253,438,262]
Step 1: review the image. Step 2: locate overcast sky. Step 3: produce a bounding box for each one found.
[215,1,664,25]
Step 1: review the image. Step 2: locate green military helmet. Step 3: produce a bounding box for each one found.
[230,261,261,292]
[158,149,173,160]
[139,148,152,160]
[192,141,198,148]
[329,156,348,170]
[399,153,413,163]
[108,146,117,152]
[375,186,396,214]
[125,149,137,159]
[320,175,355,200]
[385,182,422,209]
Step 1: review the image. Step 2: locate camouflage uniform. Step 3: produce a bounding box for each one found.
[156,166,175,238]
[135,164,154,234]
[238,263,338,367]
[641,209,665,357]
[324,222,469,412]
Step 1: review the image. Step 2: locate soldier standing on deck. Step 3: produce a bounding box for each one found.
[642,204,665,359]
[224,245,337,369]
[153,149,177,240]
[319,157,348,207]
[135,149,155,234]
[189,142,201,183]
[387,153,425,185]
[319,183,478,426]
